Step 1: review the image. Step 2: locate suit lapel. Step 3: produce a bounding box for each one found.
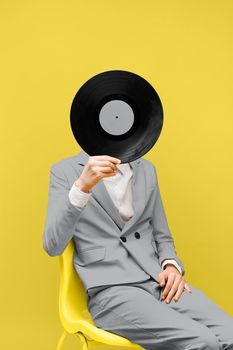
[75,150,146,233]
[91,179,126,230]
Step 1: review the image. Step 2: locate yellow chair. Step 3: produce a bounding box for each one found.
[56,239,143,350]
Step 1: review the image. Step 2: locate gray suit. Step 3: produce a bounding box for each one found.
[43,150,233,350]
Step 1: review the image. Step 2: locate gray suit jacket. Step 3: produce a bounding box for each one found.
[43,150,185,290]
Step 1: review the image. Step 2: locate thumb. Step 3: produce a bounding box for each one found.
[159,274,166,287]
[184,282,192,294]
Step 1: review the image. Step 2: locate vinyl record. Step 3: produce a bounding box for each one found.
[70,70,163,163]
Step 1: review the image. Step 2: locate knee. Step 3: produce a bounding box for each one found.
[224,339,233,350]
[221,326,233,350]
[193,329,221,350]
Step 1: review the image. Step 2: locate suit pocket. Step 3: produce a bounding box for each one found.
[74,246,106,266]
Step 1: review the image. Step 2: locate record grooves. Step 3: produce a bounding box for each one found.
[70,70,163,163]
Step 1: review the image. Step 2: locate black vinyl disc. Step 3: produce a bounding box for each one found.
[70,70,163,163]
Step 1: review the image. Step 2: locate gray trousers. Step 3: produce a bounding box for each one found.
[86,277,233,350]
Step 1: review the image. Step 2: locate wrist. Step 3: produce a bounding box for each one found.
[75,179,91,193]
[164,264,180,272]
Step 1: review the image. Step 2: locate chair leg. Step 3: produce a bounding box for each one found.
[56,330,68,350]
[76,332,88,350]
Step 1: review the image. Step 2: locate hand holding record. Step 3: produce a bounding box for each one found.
[75,155,121,193]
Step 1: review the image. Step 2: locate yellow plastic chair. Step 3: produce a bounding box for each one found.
[56,239,143,350]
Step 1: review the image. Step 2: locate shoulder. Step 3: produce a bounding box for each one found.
[50,152,83,174]
[141,157,158,178]
[140,157,158,188]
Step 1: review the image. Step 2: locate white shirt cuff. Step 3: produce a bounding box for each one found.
[68,182,92,208]
[161,259,182,275]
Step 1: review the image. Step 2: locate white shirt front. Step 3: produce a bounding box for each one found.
[101,162,134,222]
[68,162,182,274]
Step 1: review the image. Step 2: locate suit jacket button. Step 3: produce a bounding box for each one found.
[135,232,140,239]
[120,236,127,242]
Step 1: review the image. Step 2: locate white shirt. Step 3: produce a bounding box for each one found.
[68,162,182,274]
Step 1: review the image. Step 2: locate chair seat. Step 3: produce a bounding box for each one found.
[56,240,142,350]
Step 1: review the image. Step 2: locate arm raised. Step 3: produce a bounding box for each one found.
[42,163,86,256]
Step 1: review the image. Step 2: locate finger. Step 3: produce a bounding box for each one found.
[94,155,121,164]
[103,171,118,177]
[93,165,117,173]
[184,282,192,294]
[165,277,181,304]
[173,281,185,302]
[94,160,120,171]
[161,273,176,300]
[159,274,166,287]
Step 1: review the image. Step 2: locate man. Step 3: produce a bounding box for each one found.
[43,151,233,350]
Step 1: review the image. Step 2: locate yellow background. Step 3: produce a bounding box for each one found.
[1,1,233,349]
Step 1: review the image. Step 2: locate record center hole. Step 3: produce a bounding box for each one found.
[115,116,118,118]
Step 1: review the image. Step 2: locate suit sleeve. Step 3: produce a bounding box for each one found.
[42,163,87,256]
[68,182,92,208]
[151,165,186,276]
[161,259,182,275]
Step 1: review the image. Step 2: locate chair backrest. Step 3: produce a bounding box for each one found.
[58,239,94,329]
